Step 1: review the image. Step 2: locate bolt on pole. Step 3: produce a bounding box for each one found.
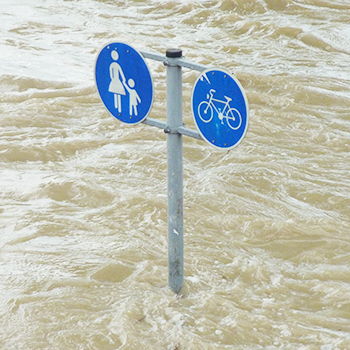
[165,48,184,294]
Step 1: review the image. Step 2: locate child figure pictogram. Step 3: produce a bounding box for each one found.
[124,78,141,116]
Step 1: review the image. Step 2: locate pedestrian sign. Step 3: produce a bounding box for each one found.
[95,42,154,124]
[191,68,249,150]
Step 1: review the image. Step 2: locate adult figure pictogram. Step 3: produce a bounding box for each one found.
[108,50,126,113]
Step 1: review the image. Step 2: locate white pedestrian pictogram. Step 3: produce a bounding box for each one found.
[108,49,142,116]
[108,50,126,113]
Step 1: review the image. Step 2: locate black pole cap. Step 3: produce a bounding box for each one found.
[166,48,182,58]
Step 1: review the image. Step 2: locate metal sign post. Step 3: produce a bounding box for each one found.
[165,49,184,293]
[95,43,249,294]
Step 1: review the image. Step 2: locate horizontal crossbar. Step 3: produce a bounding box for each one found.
[142,117,203,140]
[140,50,207,72]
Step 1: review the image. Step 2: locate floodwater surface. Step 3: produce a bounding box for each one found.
[1,0,350,349]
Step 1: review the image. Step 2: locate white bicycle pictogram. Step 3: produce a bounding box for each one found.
[198,89,242,130]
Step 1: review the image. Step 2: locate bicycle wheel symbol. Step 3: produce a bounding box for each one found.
[226,108,242,130]
[198,101,213,123]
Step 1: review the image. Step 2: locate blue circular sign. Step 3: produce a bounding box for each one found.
[191,68,249,150]
[95,42,153,124]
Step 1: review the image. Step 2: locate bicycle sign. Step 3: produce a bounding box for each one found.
[191,68,248,150]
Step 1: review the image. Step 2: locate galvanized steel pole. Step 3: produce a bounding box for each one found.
[165,48,184,294]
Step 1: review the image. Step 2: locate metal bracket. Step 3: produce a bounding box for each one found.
[164,126,177,134]
[143,117,202,140]
[163,57,182,67]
